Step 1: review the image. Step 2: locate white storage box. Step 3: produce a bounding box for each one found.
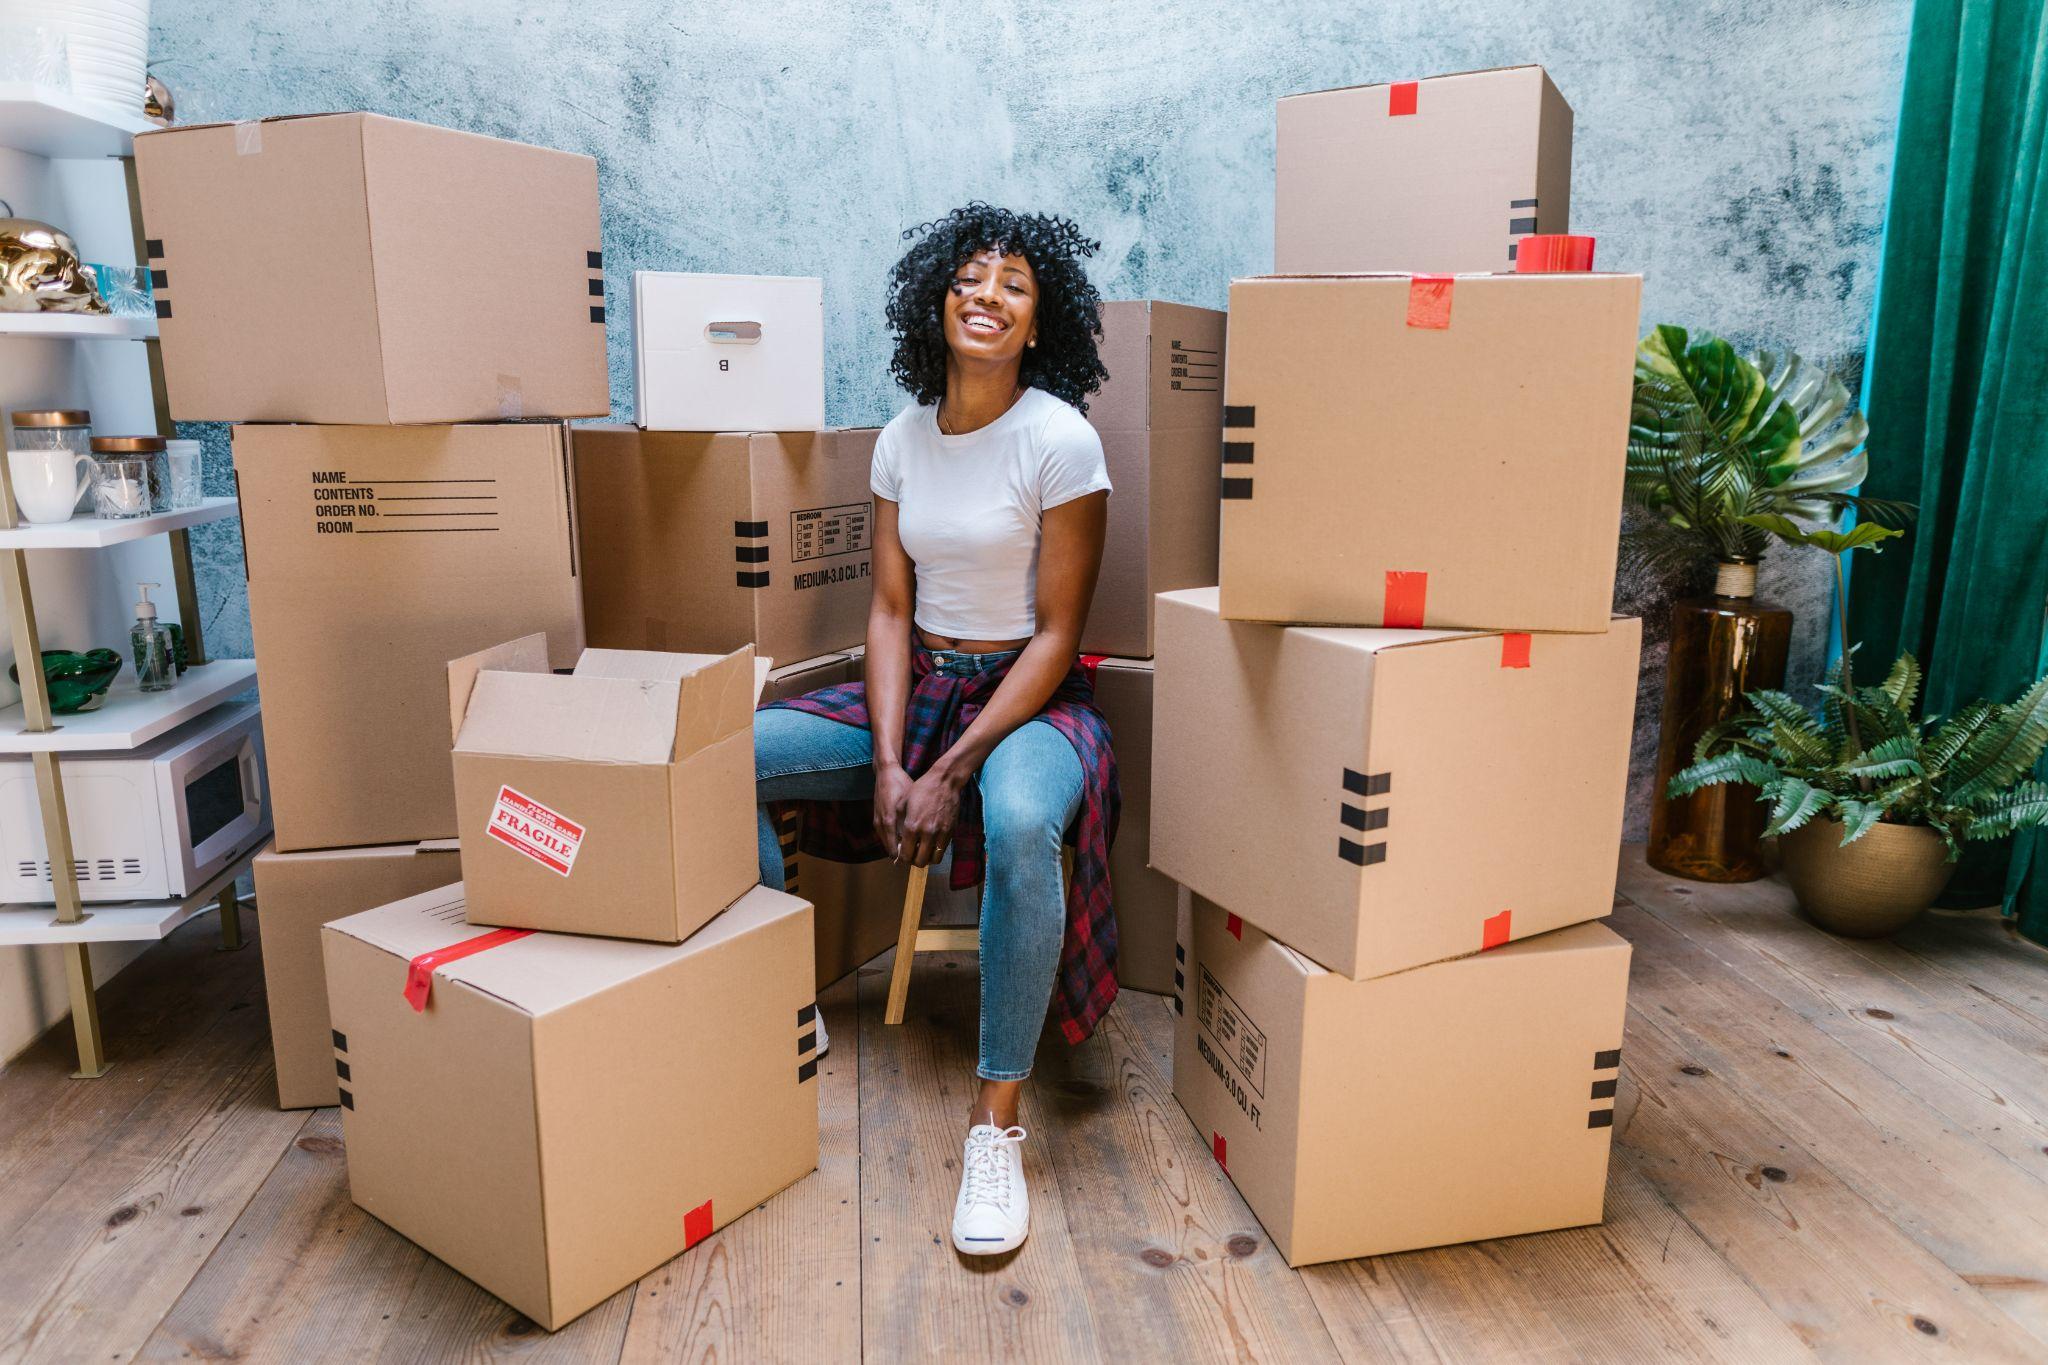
[633,272,825,431]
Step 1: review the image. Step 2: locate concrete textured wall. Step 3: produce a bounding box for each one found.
[152,0,1912,836]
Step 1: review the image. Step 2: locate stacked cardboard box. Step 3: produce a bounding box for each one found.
[136,115,820,1329]
[1156,65,1644,1266]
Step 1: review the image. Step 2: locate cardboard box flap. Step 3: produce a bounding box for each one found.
[455,670,682,765]
[570,644,764,759]
[1281,64,1548,102]
[326,882,810,1016]
[448,634,553,748]
[1166,588,1486,653]
[135,110,361,138]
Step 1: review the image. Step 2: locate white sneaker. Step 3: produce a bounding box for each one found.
[952,1124,1030,1255]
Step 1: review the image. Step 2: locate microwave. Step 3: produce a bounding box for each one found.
[0,699,272,904]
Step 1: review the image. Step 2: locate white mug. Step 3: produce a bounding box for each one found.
[8,448,95,525]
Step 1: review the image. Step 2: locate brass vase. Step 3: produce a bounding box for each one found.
[1646,560,1793,882]
[1779,818,1956,937]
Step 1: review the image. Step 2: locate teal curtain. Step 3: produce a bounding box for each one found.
[1849,0,2048,939]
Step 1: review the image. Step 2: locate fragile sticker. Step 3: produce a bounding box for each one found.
[486,785,585,877]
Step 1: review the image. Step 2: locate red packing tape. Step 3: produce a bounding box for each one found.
[1383,571,1428,628]
[1482,909,1513,950]
[1406,275,1453,329]
[683,1198,715,1249]
[403,928,533,1012]
[1078,653,1106,689]
[1388,81,1418,116]
[1513,234,1597,273]
[1500,633,1532,668]
[1212,1132,1228,1170]
[1225,913,1244,940]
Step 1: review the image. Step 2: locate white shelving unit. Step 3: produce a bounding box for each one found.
[0,497,235,550]
[0,657,257,752]
[0,82,156,159]
[0,312,157,341]
[1,87,253,1078]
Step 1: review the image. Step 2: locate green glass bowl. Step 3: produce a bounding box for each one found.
[9,649,123,713]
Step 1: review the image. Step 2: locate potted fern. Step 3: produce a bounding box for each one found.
[1668,653,2048,936]
[1627,325,1912,882]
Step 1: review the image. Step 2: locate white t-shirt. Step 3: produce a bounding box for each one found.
[870,386,1112,641]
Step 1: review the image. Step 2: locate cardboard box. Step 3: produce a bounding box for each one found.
[634,273,824,431]
[573,426,875,665]
[135,113,608,424]
[253,840,461,1109]
[1083,300,1227,658]
[1174,895,1629,1265]
[448,635,765,943]
[323,881,820,1331]
[1220,272,1640,633]
[1275,65,1572,275]
[1151,588,1640,979]
[236,423,585,852]
[759,652,904,988]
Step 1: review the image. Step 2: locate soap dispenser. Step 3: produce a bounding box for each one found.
[131,581,172,693]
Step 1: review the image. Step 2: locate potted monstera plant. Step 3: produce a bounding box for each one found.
[1626,325,1912,882]
[1669,654,2048,936]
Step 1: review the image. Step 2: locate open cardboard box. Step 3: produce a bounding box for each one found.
[448,635,768,943]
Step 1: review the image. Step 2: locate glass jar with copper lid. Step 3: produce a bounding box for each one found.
[92,435,169,512]
[9,410,92,458]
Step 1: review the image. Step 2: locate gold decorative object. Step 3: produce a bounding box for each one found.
[144,75,174,125]
[0,202,108,315]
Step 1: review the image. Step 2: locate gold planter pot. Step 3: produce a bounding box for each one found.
[1778,817,1958,938]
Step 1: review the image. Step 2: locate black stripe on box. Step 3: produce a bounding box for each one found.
[1344,770,1392,797]
[798,1003,817,1026]
[1174,969,1185,990]
[1594,1048,1622,1070]
[1509,217,1538,235]
[1591,1078,1618,1099]
[1222,442,1254,465]
[1587,1109,1614,1129]
[1510,198,1539,208]
[144,237,164,259]
[154,299,172,319]
[1223,405,1255,428]
[149,268,168,289]
[1338,838,1386,866]
[1220,477,1254,500]
[587,249,603,269]
[339,1089,355,1110]
[1507,242,1519,262]
[1340,804,1390,832]
[1175,943,1185,962]
[335,1059,351,1082]
[736,519,769,538]
[736,544,770,563]
[798,1058,819,1084]
[587,277,605,296]
[332,1030,347,1052]
[737,569,770,588]
[589,305,607,323]
[1174,995,1183,1015]
[798,1029,817,1055]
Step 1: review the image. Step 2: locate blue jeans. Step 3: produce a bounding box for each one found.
[755,650,1084,1080]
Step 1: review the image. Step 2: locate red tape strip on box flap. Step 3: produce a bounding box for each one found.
[1388,81,1418,116]
[403,928,534,1012]
[1513,234,1597,273]
[1212,1132,1228,1170]
[1406,275,1454,329]
[1079,653,1105,689]
[684,1198,715,1249]
[1482,909,1513,950]
[1500,633,1532,668]
[1383,571,1428,628]
[1225,913,1244,940]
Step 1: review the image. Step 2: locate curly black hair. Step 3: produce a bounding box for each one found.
[885,202,1109,413]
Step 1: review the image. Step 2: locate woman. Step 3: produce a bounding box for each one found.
[755,203,1120,1257]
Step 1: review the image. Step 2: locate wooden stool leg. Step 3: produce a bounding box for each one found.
[885,863,929,1026]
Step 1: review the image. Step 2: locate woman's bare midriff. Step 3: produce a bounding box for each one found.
[918,628,1033,654]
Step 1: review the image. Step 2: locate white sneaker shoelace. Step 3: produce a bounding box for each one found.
[960,1124,1027,1210]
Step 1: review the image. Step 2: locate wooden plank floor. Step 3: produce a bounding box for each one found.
[5,846,2048,1363]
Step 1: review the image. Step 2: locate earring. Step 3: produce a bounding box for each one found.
[1028,338,1036,347]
